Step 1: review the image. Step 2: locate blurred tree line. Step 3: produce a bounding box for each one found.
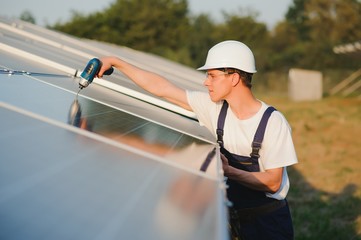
[48,0,361,73]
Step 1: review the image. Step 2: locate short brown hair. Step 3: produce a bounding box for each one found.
[221,68,253,88]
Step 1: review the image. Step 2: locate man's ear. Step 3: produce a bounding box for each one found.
[231,73,241,87]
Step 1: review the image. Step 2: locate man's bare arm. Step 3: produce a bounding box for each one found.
[221,154,283,193]
[98,56,192,111]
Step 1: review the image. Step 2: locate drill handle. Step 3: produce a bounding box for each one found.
[103,67,114,76]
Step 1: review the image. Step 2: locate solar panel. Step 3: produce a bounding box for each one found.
[0,17,229,240]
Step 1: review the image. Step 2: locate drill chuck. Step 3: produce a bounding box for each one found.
[79,58,113,89]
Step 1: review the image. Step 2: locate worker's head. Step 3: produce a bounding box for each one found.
[198,40,256,89]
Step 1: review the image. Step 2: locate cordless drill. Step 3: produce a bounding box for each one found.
[78,58,114,89]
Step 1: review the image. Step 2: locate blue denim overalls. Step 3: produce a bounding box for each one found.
[217,101,293,240]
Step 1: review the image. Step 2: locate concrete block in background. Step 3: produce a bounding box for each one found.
[288,68,323,101]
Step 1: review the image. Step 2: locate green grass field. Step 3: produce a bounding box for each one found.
[260,95,361,240]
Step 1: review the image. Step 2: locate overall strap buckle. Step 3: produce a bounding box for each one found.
[249,107,276,159]
[250,141,262,158]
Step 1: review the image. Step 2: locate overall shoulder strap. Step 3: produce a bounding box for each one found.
[216,101,229,147]
[250,106,276,158]
[200,101,228,172]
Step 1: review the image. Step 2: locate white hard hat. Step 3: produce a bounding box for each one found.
[197,40,257,73]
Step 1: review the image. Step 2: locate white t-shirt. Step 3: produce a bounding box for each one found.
[186,90,298,200]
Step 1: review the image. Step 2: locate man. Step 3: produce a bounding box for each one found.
[98,40,298,239]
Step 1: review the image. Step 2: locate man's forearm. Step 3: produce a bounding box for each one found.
[225,167,283,194]
[105,57,173,97]
[98,56,191,110]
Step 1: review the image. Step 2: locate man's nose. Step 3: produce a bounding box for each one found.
[203,77,210,86]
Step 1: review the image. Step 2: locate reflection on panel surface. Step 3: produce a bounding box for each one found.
[69,98,207,151]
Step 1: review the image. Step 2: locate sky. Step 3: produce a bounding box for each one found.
[0,0,293,29]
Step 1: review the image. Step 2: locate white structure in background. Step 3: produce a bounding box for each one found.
[288,68,323,101]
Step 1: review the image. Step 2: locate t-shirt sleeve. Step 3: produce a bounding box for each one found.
[186,90,218,130]
[260,111,298,170]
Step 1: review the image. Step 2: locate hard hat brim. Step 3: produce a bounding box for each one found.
[197,64,257,73]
